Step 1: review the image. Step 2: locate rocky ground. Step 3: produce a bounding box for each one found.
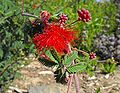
[5,55,120,93]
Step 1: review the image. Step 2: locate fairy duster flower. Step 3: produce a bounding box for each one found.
[32,23,76,54]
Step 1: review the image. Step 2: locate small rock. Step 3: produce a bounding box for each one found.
[104,74,109,79]
[116,45,120,49]
[118,27,120,30]
[116,55,120,62]
[116,50,120,55]
[116,19,120,23]
[116,13,120,18]
[88,76,97,80]
[6,90,13,93]
[109,41,115,46]
[28,84,61,93]
[108,46,114,51]
[109,36,115,42]
[117,40,120,45]
[116,35,120,39]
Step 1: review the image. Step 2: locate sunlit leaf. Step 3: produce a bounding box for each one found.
[50,49,61,62]
[45,50,59,63]
[64,51,78,66]
[67,63,87,73]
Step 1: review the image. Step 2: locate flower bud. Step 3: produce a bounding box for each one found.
[77,9,91,22]
[40,10,50,24]
[89,52,96,59]
[58,14,68,26]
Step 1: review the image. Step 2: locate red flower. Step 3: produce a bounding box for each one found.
[32,23,76,54]
[77,9,91,22]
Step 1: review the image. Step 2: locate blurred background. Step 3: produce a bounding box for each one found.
[0,0,119,92]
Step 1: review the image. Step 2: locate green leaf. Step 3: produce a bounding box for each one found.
[5,11,14,17]
[0,48,3,59]
[45,50,59,63]
[50,49,60,62]
[38,57,54,65]
[67,63,87,73]
[12,41,24,49]
[77,56,89,62]
[104,63,110,73]
[64,51,78,66]
[109,63,116,73]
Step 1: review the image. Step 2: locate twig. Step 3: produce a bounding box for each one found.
[67,74,73,93]
[21,0,39,19]
[22,13,39,19]
[74,74,80,93]
[72,47,89,55]
[22,0,24,14]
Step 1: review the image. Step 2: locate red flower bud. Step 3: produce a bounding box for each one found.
[58,14,68,27]
[40,10,50,24]
[77,9,91,22]
[89,52,96,59]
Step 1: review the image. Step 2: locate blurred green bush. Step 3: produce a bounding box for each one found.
[0,0,35,91]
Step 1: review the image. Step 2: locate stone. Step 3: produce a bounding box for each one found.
[116,13,120,18]
[100,35,107,39]
[88,76,97,80]
[118,27,120,30]
[116,45,120,49]
[109,42,115,46]
[116,50,120,55]
[28,84,61,93]
[104,74,110,79]
[115,55,120,62]
[117,40,120,45]
[116,35,120,39]
[116,19,120,23]
[109,35,115,42]
[109,46,114,51]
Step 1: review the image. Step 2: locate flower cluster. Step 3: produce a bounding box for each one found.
[58,14,68,26]
[77,8,91,22]
[32,23,75,54]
